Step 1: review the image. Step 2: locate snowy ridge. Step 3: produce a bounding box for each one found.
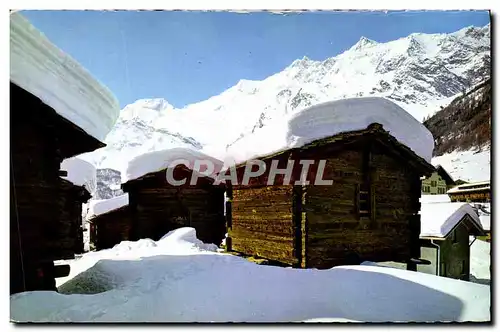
[420,202,483,238]
[87,194,129,219]
[431,148,490,182]
[10,227,490,322]
[80,24,489,172]
[10,13,120,141]
[61,157,97,195]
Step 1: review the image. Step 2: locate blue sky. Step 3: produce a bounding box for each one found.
[21,10,490,108]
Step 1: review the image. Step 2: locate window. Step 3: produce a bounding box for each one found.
[461,260,466,275]
[437,187,445,194]
[423,186,430,193]
[452,230,458,244]
[431,181,437,187]
[357,184,371,218]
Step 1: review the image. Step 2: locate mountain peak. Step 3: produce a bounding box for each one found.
[350,36,378,51]
[128,98,173,112]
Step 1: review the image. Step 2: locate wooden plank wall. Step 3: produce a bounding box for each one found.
[92,207,132,250]
[229,185,298,265]
[303,149,365,268]
[131,187,225,245]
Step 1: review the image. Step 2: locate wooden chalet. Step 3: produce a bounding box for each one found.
[122,164,226,245]
[447,181,491,203]
[225,123,435,270]
[10,83,106,294]
[87,195,132,251]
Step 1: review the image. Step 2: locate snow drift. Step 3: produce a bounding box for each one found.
[10,12,120,141]
[10,227,490,323]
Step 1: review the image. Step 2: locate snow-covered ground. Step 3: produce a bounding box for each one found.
[432,148,491,182]
[11,228,490,323]
[470,239,491,285]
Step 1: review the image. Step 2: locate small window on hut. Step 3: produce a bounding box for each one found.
[357,184,371,218]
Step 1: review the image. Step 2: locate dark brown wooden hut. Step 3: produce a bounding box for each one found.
[226,123,435,270]
[122,165,226,245]
[59,179,92,254]
[88,200,132,251]
[10,83,105,294]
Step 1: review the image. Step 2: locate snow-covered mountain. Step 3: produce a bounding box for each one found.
[95,168,125,200]
[80,24,490,177]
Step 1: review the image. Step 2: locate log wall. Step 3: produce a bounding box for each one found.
[91,207,132,250]
[229,185,298,265]
[125,168,226,245]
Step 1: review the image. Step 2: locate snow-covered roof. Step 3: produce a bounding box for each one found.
[60,157,97,195]
[124,148,224,183]
[10,13,120,141]
[87,194,129,219]
[447,181,490,194]
[420,195,451,204]
[420,202,483,238]
[286,97,435,163]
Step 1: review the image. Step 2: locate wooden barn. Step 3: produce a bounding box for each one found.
[225,123,435,270]
[87,195,132,251]
[121,149,226,245]
[10,13,119,294]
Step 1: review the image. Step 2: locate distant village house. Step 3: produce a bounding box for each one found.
[421,165,455,195]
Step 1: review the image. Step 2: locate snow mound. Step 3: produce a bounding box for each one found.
[61,157,97,195]
[10,13,120,141]
[87,194,128,219]
[124,148,224,182]
[158,228,219,252]
[286,97,434,162]
[11,227,490,322]
[470,240,490,284]
[420,195,451,204]
[420,202,482,238]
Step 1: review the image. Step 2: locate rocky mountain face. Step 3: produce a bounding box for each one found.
[94,168,125,200]
[80,23,490,192]
[424,78,491,157]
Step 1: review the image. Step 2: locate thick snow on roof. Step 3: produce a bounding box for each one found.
[87,194,129,219]
[286,97,435,162]
[420,202,482,238]
[420,195,451,204]
[61,157,97,195]
[10,227,490,322]
[10,13,120,141]
[124,148,224,182]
